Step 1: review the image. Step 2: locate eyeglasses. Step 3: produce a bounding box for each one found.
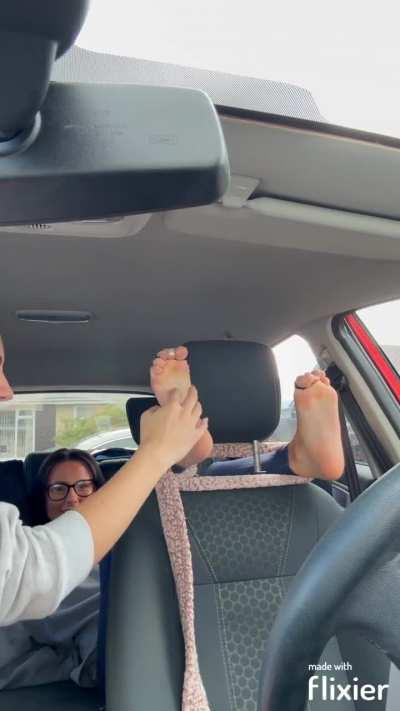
[47,479,96,502]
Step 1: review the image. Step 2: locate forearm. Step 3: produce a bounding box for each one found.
[78,444,169,563]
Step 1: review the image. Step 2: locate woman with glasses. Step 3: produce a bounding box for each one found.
[0,449,105,690]
[34,449,105,524]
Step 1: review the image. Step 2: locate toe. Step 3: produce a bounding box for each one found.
[157,348,176,360]
[311,369,325,380]
[175,345,188,360]
[151,359,166,377]
[295,373,319,389]
[311,369,331,387]
[153,357,165,369]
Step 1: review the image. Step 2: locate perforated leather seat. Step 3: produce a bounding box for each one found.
[104,340,390,711]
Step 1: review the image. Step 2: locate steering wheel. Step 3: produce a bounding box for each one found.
[258,462,400,710]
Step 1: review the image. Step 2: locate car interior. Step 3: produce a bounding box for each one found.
[0,2,400,710]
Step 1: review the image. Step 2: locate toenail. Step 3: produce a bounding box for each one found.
[168,349,175,357]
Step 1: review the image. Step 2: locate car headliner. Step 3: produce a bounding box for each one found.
[1,47,400,390]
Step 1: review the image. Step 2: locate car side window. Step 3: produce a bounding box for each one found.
[271,335,317,442]
[343,299,400,408]
[335,299,400,484]
[271,335,375,489]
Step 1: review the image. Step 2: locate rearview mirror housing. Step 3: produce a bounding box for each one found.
[0,81,230,224]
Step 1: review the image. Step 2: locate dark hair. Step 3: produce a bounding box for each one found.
[31,448,105,525]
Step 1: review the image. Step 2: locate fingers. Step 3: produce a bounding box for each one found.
[139,405,159,438]
[192,400,203,419]
[181,384,198,411]
[196,417,209,432]
[166,388,181,404]
[160,383,203,429]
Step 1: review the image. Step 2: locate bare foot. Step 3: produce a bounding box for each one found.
[150,346,214,468]
[151,346,191,405]
[288,370,345,480]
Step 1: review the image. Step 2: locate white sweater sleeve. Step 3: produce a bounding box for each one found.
[0,503,94,626]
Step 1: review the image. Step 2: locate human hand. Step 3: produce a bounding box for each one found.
[139,385,208,470]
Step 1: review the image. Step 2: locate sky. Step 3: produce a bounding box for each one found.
[273,336,316,403]
[357,299,400,346]
[78,0,400,138]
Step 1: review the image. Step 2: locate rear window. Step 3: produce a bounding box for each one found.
[0,393,142,461]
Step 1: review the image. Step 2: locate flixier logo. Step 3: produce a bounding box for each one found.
[308,675,389,702]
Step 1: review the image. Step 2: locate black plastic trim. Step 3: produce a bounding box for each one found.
[217,105,400,152]
[16,309,92,323]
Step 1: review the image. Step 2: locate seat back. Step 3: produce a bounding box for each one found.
[156,466,311,710]
[106,341,389,709]
[0,459,31,524]
[106,480,346,711]
[108,337,333,709]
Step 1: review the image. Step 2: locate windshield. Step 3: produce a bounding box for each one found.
[77,0,400,139]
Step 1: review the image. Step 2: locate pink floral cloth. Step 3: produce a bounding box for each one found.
[211,440,287,461]
[156,449,309,711]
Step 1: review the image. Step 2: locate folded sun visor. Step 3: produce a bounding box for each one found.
[0,81,230,224]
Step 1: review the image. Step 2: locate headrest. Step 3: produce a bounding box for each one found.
[21,452,51,525]
[126,396,157,445]
[127,341,280,444]
[0,460,31,524]
[100,458,130,481]
[24,452,49,491]
[185,340,280,443]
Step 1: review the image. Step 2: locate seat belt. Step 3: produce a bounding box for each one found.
[326,364,362,501]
